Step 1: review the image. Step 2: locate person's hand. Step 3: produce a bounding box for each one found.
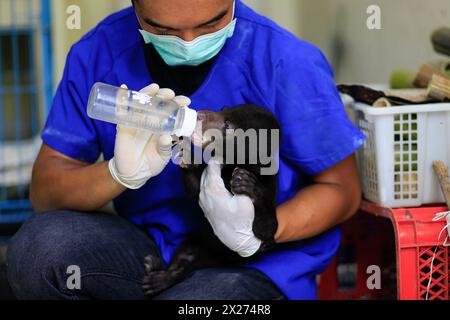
[199,161,262,257]
[109,83,191,189]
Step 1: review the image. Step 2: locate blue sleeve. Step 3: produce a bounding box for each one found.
[41,45,100,164]
[275,45,365,175]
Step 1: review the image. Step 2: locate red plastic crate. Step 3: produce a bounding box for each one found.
[319,202,450,300]
[319,211,396,300]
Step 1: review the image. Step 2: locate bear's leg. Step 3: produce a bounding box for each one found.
[143,242,205,297]
[230,168,278,243]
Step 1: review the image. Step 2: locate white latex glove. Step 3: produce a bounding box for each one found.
[109,83,191,189]
[199,161,262,258]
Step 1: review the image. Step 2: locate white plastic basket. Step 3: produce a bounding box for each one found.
[349,102,450,208]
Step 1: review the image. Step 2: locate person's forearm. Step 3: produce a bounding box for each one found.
[274,183,361,243]
[30,159,126,213]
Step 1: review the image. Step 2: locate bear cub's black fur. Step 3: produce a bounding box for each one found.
[143,104,281,297]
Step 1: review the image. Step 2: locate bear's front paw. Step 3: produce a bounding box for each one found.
[230,168,263,203]
[142,255,164,295]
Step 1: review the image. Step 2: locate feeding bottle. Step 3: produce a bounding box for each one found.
[87,82,198,137]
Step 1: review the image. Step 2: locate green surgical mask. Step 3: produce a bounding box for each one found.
[139,3,237,67]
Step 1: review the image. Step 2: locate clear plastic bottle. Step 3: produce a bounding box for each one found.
[87,82,198,137]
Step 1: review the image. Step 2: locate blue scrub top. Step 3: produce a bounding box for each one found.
[42,1,365,300]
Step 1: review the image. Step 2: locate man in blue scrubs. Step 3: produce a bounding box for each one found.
[7,0,365,300]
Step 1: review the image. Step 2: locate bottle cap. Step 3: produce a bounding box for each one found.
[176,106,198,137]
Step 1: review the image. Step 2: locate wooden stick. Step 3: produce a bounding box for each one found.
[413,64,448,88]
[427,74,450,101]
[433,160,450,209]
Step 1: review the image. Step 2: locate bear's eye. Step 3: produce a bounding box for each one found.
[223,121,232,131]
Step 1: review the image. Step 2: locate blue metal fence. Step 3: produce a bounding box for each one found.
[0,0,52,224]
